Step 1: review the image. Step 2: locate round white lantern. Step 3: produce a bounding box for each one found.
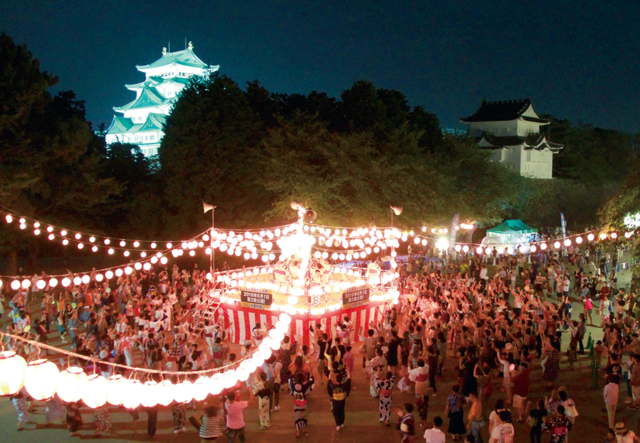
[25,358,59,400]
[122,379,143,409]
[193,377,210,402]
[173,380,194,404]
[82,374,108,408]
[157,380,174,406]
[140,380,159,407]
[209,374,224,396]
[0,351,27,396]
[106,375,127,406]
[56,366,88,403]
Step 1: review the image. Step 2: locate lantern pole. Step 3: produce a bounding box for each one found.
[210,206,216,283]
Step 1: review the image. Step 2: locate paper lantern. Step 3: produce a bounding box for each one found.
[36,279,46,290]
[576,236,583,244]
[540,243,547,250]
[140,381,159,407]
[106,375,127,406]
[122,380,143,409]
[82,374,108,408]
[192,377,210,402]
[25,359,59,400]
[157,380,174,406]
[73,276,81,286]
[56,366,88,403]
[0,351,27,396]
[49,278,58,287]
[10,280,20,290]
[209,375,223,396]
[553,241,561,249]
[21,279,30,289]
[61,277,71,287]
[173,380,194,404]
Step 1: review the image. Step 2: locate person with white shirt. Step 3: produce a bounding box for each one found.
[489,410,514,443]
[423,416,445,443]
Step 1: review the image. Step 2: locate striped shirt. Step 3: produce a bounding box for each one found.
[199,415,223,439]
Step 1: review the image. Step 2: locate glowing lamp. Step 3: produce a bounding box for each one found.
[121,380,143,409]
[507,247,514,255]
[611,232,618,239]
[49,278,58,287]
[5,215,12,223]
[73,276,81,286]
[115,269,123,277]
[600,233,608,240]
[540,243,547,250]
[25,359,59,400]
[0,351,27,396]
[173,380,194,404]
[564,239,571,247]
[475,246,483,254]
[124,266,133,275]
[140,381,159,407]
[106,375,127,406]
[576,236,583,244]
[587,233,594,241]
[157,380,174,406]
[36,280,46,290]
[462,245,469,252]
[553,241,561,249]
[82,374,108,408]
[10,280,20,291]
[105,270,114,279]
[193,377,210,402]
[530,245,537,253]
[81,275,90,284]
[56,366,88,403]
[21,279,30,289]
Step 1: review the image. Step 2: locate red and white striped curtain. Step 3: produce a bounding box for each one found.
[215,302,385,347]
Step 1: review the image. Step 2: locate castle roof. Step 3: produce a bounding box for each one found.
[125,76,192,91]
[136,48,208,71]
[461,99,550,124]
[478,133,563,152]
[114,86,174,112]
[106,113,166,135]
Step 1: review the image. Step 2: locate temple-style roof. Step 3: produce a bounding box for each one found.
[125,76,192,91]
[139,113,166,131]
[114,86,174,112]
[478,133,563,152]
[106,113,166,135]
[461,98,550,124]
[137,48,208,71]
[106,115,134,134]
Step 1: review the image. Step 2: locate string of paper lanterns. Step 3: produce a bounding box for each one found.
[0,313,292,405]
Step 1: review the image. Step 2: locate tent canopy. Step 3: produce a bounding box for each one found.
[486,219,537,236]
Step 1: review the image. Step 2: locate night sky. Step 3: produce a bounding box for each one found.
[2,1,640,132]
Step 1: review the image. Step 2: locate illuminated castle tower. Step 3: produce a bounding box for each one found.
[105,42,218,156]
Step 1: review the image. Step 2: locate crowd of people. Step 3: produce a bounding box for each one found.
[0,238,638,443]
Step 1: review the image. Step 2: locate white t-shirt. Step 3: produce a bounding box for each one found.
[618,431,637,443]
[491,423,514,443]
[423,428,446,443]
